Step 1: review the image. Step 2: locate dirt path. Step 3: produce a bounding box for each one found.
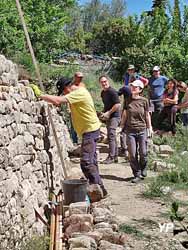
[99,151,165,220]
[97,144,176,249]
[70,143,182,249]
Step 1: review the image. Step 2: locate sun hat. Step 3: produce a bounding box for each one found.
[128,64,135,70]
[153,66,160,71]
[130,79,144,89]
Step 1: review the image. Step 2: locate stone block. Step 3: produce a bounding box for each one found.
[93,207,114,223]
[68,236,97,250]
[65,222,92,238]
[69,202,90,215]
[153,161,167,171]
[0,147,10,169]
[153,144,160,154]
[159,145,174,154]
[99,240,125,250]
[72,231,103,244]
[94,222,112,230]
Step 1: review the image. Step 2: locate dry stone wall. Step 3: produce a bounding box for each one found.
[0,55,73,249]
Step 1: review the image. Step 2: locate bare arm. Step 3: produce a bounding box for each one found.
[120,109,127,128]
[177,101,188,109]
[108,103,121,115]
[163,93,178,105]
[177,89,188,109]
[145,111,152,128]
[41,94,68,106]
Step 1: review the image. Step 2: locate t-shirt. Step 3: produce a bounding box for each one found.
[65,87,101,137]
[118,86,131,98]
[124,96,149,133]
[149,76,168,99]
[163,89,178,107]
[101,87,120,118]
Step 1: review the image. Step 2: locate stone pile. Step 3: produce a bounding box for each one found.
[147,139,176,172]
[0,55,19,86]
[62,194,127,250]
[0,55,73,249]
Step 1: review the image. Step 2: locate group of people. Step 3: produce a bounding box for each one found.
[31,65,188,197]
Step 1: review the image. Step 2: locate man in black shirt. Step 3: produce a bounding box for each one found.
[118,86,131,157]
[99,76,121,164]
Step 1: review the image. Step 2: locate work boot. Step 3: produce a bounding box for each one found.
[131,177,141,184]
[141,169,147,178]
[103,156,115,164]
[100,185,109,198]
[114,156,118,163]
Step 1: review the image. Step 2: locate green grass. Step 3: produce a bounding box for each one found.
[119,224,150,239]
[145,125,188,199]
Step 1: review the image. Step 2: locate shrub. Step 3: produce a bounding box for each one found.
[20,235,49,250]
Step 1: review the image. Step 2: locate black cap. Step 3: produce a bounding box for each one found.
[56,77,72,96]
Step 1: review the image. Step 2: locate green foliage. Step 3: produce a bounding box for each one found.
[20,235,49,250]
[172,0,182,41]
[143,178,166,198]
[145,126,188,199]
[0,0,75,62]
[152,0,167,10]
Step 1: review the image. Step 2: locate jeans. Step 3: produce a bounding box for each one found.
[182,113,188,126]
[80,129,103,185]
[149,99,164,129]
[106,117,120,158]
[120,129,128,152]
[126,129,147,177]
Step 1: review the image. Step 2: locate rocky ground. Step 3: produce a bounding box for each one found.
[69,142,188,250]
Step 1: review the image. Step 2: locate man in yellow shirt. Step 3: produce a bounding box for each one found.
[31,79,107,197]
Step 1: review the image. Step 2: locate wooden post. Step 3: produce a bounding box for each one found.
[49,194,56,250]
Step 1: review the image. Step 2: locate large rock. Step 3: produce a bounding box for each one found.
[159,145,174,155]
[92,207,114,223]
[0,55,18,86]
[68,236,97,250]
[99,240,125,250]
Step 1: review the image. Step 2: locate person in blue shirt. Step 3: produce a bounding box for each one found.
[147,66,168,128]
[123,64,148,86]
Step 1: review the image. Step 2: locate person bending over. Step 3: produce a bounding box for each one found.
[31,80,108,197]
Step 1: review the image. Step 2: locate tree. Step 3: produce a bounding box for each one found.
[171,0,182,41]
[152,0,167,10]
[110,0,126,18]
[0,0,75,61]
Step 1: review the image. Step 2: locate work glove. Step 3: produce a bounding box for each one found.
[30,83,43,98]
[147,127,153,138]
[101,111,111,120]
[116,127,122,134]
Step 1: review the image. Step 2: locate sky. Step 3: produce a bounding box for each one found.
[79,0,188,15]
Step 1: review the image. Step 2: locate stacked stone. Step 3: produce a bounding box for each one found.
[0,82,72,248]
[0,55,19,86]
[62,199,127,250]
